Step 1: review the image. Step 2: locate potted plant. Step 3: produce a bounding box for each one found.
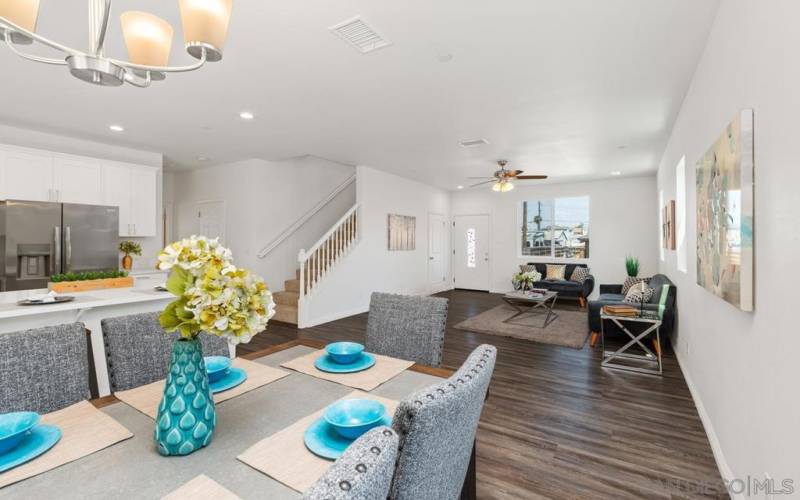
[625,255,640,277]
[119,240,142,271]
[49,269,132,293]
[512,270,542,291]
[154,236,276,456]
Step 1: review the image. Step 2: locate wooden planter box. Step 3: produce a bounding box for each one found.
[48,276,135,293]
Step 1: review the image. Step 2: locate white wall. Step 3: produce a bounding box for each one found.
[655,0,799,490]
[171,156,355,291]
[450,176,659,296]
[303,166,451,327]
[0,123,165,271]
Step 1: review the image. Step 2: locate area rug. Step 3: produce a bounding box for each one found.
[453,304,589,349]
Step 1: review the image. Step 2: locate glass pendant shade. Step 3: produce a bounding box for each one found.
[0,0,40,32]
[178,0,232,61]
[502,181,515,192]
[121,12,174,67]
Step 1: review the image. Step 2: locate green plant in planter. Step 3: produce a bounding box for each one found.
[625,256,640,277]
[50,269,128,282]
[119,240,142,257]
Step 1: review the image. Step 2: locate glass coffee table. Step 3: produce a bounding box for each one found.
[502,290,559,328]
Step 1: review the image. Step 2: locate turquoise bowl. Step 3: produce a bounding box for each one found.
[323,399,386,440]
[0,412,40,455]
[204,356,232,383]
[325,342,365,365]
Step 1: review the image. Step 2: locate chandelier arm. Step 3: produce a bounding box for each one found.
[107,48,208,74]
[5,36,68,65]
[0,17,82,56]
[123,70,152,88]
[93,0,112,56]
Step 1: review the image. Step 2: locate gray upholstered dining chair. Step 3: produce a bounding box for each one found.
[366,292,448,367]
[101,311,229,392]
[0,323,92,414]
[390,344,497,500]
[303,426,399,500]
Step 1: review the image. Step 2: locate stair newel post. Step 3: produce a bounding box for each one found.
[298,249,306,299]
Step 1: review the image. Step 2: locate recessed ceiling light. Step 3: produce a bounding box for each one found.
[437,53,454,63]
[610,171,622,176]
[618,145,626,150]
[457,185,464,190]
[239,111,255,120]
[109,125,124,132]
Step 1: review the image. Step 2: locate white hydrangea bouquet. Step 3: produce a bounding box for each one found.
[156,235,275,345]
[512,270,542,291]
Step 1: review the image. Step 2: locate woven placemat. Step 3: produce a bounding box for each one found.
[0,400,133,488]
[116,358,290,419]
[237,391,397,493]
[280,350,413,391]
[162,474,241,500]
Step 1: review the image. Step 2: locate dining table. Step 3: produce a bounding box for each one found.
[0,338,475,500]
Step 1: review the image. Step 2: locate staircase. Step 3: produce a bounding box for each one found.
[270,205,359,325]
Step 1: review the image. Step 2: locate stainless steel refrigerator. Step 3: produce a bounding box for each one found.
[0,200,120,291]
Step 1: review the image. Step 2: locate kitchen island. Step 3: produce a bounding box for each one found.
[0,286,234,397]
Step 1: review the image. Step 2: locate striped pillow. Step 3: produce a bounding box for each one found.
[570,266,590,284]
[545,264,566,280]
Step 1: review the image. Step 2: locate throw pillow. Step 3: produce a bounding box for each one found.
[519,264,537,273]
[570,266,590,284]
[545,264,566,280]
[624,281,655,304]
[622,276,648,295]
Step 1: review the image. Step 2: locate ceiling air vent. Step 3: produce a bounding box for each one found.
[329,17,392,54]
[460,138,490,147]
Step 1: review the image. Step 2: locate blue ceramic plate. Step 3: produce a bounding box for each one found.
[304,414,392,460]
[209,367,247,394]
[0,425,61,473]
[314,353,376,374]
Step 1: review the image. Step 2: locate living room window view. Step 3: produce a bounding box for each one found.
[0,0,795,499]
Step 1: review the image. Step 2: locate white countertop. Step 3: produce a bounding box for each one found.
[0,287,174,320]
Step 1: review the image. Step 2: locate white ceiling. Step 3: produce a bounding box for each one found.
[0,0,720,189]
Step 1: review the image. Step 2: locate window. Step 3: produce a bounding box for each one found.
[466,228,476,268]
[676,156,687,272]
[520,196,589,258]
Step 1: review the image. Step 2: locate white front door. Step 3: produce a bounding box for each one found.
[428,213,447,292]
[197,200,226,242]
[454,215,490,291]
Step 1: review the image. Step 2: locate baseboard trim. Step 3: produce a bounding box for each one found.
[673,349,740,499]
[300,305,369,329]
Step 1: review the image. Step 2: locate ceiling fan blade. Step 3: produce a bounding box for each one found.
[505,170,524,177]
[467,176,495,179]
[469,180,497,188]
[516,175,548,180]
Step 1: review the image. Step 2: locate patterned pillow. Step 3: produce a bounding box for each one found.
[624,281,655,304]
[545,264,566,280]
[519,264,537,273]
[622,276,648,295]
[570,266,590,284]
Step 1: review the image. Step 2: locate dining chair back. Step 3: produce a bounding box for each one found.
[366,292,448,367]
[101,312,229,392]
[303,426,399,500]
[0,323,91,414]
[390,344,497,499]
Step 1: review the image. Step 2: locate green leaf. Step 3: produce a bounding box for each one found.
[166,267,192,297]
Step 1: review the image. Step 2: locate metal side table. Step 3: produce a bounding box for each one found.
[600,310,662,375]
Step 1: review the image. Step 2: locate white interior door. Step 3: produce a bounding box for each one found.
[428,213,447,292]
[454,215,490,291]
[197,200,226,242]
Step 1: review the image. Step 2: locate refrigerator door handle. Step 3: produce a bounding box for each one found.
[65,226,72,272]
[54,226,61,275]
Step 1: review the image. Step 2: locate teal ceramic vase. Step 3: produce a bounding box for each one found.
[154,338,216,456]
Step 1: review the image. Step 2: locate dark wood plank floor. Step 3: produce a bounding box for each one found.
[238,290,727,499]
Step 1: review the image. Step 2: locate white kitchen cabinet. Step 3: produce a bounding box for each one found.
[1,149,54,202]
[103,162,158,237]
[53,155,104,204]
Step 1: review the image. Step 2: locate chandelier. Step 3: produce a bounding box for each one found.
[0,0,232,87]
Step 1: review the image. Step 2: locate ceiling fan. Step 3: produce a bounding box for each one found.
[468,160,548,192]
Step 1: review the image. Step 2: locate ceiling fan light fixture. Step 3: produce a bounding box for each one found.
[179,0,233,62]
[121,11,174,67]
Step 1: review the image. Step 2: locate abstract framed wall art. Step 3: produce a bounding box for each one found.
[696,109,754,311]
[387,214,416,251]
